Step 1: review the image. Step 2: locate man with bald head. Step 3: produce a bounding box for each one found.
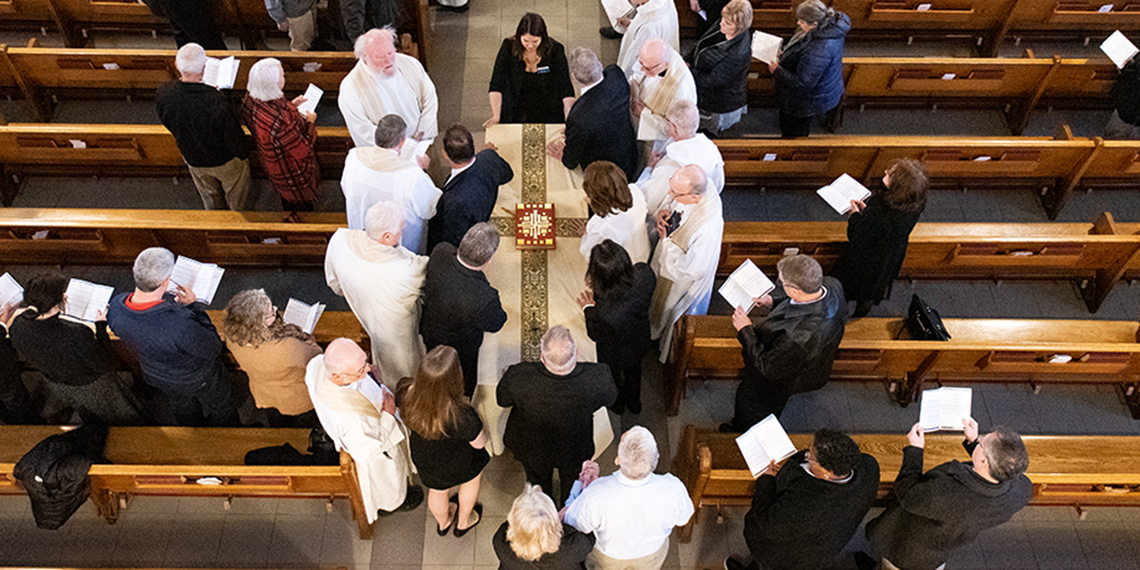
[638,100,725,216]
[306,338,422,521]
[649,164,724,360]
[339,28,439,151]
[612,0,680,77]
[629,39,696,147]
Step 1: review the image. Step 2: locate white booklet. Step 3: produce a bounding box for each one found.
[602,0,636,28]
[736,414,798,478]
[167,256,225,305]
[283,298,326,335]
[919,386,973,432]
[295,83,323,116]
[637,108,669,141]
[1100,30,1139,69]
[816,173,873,215]
[64,279,114,322]
[718,259,775,313]
[398,137,434,162]
[751,31,783,64]
[0,273,23,308]
[204,56,240,89]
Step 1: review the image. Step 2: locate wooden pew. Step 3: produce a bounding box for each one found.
[0,425,376,539]
[665,315,1140,417]
[671,424,1140,541]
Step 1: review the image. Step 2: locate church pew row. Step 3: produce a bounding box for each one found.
[0,425,376,539]
[671,424,1140,542]
[665,315,1140,417]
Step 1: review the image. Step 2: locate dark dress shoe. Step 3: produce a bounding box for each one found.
[599,26,623,39]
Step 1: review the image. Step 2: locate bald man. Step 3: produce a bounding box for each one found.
[638,100,725,217]
[629,39,696,145]
[615,0,681,77]
[649,165,724,360]
[305,338,422,521]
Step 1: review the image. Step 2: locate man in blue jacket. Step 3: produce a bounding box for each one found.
[106,247,239,427]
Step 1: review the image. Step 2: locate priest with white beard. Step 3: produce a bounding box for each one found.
[638,100,725,217]
[615,0,680,77]
[649,165,723,361]
[338,27,438,151]
[629,39,696,146]
[325,200,427,389]
[341,114,441,254]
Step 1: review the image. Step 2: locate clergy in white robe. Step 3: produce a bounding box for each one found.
[579,161,651,264]
[341,114,441,254]
[649,165,724,361]
[338,28,439,149]
[617,0,680,77]
[638,100,725,217]
[629,40,697,144]
[326,202,428,388]
[306,339,415,521]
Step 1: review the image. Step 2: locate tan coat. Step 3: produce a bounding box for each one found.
[226,336,322,415]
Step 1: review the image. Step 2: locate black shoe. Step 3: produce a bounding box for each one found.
[853,552,877,570]
[441,1,469,11]
[718,422,735,433]
[608,403,626,415]
[379,484,424,516]
[453,503,482,538]
[724,556,752,570]
[599,26,623,39]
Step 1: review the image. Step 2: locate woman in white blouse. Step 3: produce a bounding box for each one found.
[578,161,651,263]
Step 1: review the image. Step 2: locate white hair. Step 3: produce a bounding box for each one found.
[540,325,577,374]
[246,58,284,102]
[175,43,208,76]
[568,47,603,85]
[667,100,700,139]
[354,27,396,59]
[618,426,659,480]
[364,201,405,241]
[133,247,175,292]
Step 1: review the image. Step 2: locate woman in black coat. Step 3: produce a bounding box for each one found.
[688,0,753,136]
[829,159,928,318]
[577,240,656,415]
[485,13,575,126]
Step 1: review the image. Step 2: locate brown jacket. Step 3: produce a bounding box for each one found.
[226,337,322,415]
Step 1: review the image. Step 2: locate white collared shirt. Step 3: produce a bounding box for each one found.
[446,156,476,184]
[564,471,694,560]
[579,78,603,97]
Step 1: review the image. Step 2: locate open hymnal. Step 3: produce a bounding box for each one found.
[203,56,240,89]
[283,298,326,335]
[398,137,434,162]
[1100,30,1139,69]
[816,173,873,215]
[718,259,775,313]
[919,386,973,432]
[295,83,323,116]
[751,31,782,64]
[736,414,798,478]
[637,108,669,141]
[64,279,114,322]
[167,256,225,305]
[0,273,23,308]
[602,0,636,28]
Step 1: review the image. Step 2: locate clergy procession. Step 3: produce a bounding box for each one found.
[3,0,1140,568]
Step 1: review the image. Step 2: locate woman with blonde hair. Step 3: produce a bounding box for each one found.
[222,289,321,427]
[688,0,753,135]
[493,483,594,569]
[397,345,489,537]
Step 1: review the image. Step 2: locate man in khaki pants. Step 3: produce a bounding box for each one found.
[264,0,318,51]
[156,43,252,210]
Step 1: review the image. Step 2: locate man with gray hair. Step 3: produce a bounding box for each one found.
[638,99,725,216]
[341,113,441,253]
[326,200,428,388]
[629,39,696,147]
[156,43,251,211]
[498,326,617,505]
[564,426,693,570]
[419,222,508,396]
[107,247,239,426]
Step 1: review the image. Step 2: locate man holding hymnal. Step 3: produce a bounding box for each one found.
[721,254,846,433]
[1104,33,1140,140]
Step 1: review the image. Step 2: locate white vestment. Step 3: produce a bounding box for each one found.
[631,48,697,143]
[305,355,411,521]
[637,133,726,217]
[341,147,441,254]
[325,228,428,387]
[617,0,681,77]
[338,55,439,148]
[649,191,724,361]
[579,183,651,264]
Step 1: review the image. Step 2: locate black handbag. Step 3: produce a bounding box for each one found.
[906,294,952,341]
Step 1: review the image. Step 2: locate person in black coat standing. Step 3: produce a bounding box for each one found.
[577,240,655,415]
[830,159,928,318]
[143,0,227,50]
[688,0,753,136]
[547,48,638,181]
[427,124,514,252]
[497,326,617,505]
[420,222,508,397]
[725,254,846,433]
[726,429,880,570]
[862,419,1032,570]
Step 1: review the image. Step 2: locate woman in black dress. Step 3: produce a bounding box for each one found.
[485,13,575,126]
[576,240,656,415]
[396,345,489,537]
[493,483,594,570]
[830,158,928,318]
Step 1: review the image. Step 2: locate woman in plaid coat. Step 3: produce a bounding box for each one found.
[243,58,321,210]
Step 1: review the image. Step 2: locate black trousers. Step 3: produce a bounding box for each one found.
[520,450,589,507]
[609,362,643,415]
[731,377,790,432]
[0,375,41,425]
[779,111,813,139]
[166,366,241,427]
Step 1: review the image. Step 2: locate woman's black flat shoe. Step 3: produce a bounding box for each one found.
[453,503,483,538]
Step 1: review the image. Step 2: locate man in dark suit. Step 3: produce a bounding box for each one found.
[143,0,227,50]
[427,124,514,252]
[419,222,507,397]
[546,47,638,181]
[497,325,617,505]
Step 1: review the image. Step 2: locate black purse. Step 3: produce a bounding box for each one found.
[906,294,952,341]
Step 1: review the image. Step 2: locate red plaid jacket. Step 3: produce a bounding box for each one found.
[243,95,320,205]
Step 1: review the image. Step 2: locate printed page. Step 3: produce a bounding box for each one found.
[920,387,972,431]
[1101,30,1139,69]
[203,57,221,87]
[637,108,669,141]
[64,279,114,322]
[283,298,324,334]
[718,259,775,312]
[736,414,798,478]
[816,173,872,214]
[193,264,224,305]
[398,138,434,162]
[751,31,782,64]
[217,56,239,90]
[169,256,204,294]
[919,388,943,432]
[0,273,23,308]
[602,0,634,27]
[296,83,324,115]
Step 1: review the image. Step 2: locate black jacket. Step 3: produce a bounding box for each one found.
[866,443,1033,570]
[156,81,250,168]
[739,276,847,398]
[0,323,40,425]
[745,449,880,570]
[10,313,118,387]
[427,149,514,252]
[1115,58,1140,125]
[563,65,638,181]
[830,193,924,304]
[689,28,751,113]
[14,419,108,529]
[774,12,850,118]
[419,242,507,362]
[493,520,595,570]
[584,263,656,371]
[497,361,617,465]
[142,0,226,49]
[489,38,576,124]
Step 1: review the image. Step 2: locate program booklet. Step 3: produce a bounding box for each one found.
[751,31,782,64]
[64,279,114,322]
[919,386,973,432]
[736,414,798,478]
[637,108,670,141]
[602,0,636,28]
[0,273,23,308]
[1101,30,1139,69]
[295,83,324,116]
[816,173,873,215]
[167,256,225,305]
[203,56,240,89]
[283,298,326,335]
[718,259,775,313]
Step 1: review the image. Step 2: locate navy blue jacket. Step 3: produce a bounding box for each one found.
[563,64,639,181]
[774,12,850,118]
[106,293,223,395]
[427,149,514,252]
